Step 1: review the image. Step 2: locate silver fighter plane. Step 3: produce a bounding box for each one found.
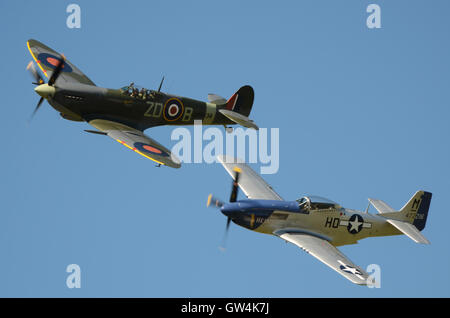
[207,155,432,285]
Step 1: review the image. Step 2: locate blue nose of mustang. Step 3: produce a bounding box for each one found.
[220,202,241,218]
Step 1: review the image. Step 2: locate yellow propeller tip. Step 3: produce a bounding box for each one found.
[233,167,242,173]
[207,194,213,207]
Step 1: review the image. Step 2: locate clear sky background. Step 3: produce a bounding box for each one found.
[0,0,449,297]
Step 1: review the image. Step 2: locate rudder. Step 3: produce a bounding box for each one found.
[224,85,254,117]
[398,191,432,231]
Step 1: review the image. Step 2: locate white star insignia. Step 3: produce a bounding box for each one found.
[338,260,365,280]
[348,218,363,232]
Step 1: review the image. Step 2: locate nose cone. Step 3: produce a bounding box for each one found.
[220,206,231,217]
[220,203,239,218]
[34,84,55,98]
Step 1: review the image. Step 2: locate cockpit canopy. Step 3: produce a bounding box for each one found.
[120,83,155,100]
[296,195,341,211]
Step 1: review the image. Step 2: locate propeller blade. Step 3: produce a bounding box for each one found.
[30,97,44,121]
[219,217,232,251]
[226,216,231,231]
[229,167,241,202]
[26,61,44,85]
[47,54,66,86]
[207,194,224,208]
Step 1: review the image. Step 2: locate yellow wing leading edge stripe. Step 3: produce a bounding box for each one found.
[115,139,165,166]
[27,41,48,78]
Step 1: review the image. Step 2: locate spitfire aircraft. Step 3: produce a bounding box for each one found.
[207,155,433,285]
[26,39,258,168]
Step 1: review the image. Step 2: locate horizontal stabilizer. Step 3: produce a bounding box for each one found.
[208,94,227,105]
[373,191,432,232]
[384,219,430,244]
[368,198,395,214]
[219,109,258,130]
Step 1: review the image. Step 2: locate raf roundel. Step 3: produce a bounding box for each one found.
[36,53,73,73]
[163,98,184,121]
[133,142,169,157]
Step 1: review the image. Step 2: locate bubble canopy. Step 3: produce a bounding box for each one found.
[296,195,341,211]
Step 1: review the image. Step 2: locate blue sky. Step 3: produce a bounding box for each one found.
[0,0,449,297]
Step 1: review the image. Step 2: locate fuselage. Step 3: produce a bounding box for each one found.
[46,82,234,130]
[221,199,403,246]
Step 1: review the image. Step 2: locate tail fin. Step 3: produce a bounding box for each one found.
[380,191,432,230]
[397,191,432,231]
[375,191,432,244]
[380,191,431,226]
[224,85,254,117]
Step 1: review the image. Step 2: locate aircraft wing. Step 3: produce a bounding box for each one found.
[278,232,371,285]
[217,155,283,200]
[27,39,96,86]
[88,119,181,168]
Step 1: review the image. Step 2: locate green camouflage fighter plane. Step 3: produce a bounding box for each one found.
[208,155,433,285]
[26,39,258,168]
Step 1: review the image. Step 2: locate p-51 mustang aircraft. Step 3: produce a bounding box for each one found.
[207,155,433,285]
[26,39,258,168]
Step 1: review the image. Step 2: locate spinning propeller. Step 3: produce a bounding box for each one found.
[26,54,66,120]
[26,61,44,85]
[207,167,241,250]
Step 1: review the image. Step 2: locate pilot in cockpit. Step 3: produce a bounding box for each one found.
[297,196,340,212]
[297,197,311,212]
[121,83,155,100]
[139,88,146,99]
[128,82,134,94]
